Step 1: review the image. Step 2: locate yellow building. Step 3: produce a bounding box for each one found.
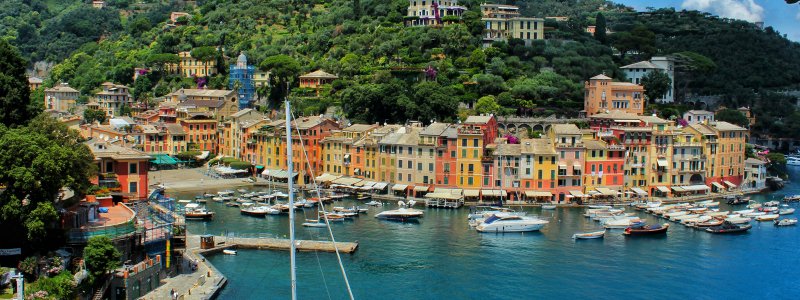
[456,124,484,189]
[519,138,557,198]
[166,89,239,121]
[583,74,645,116]
[167,51,218,78]
[359,125,401,182]
[321,124,379,177]
[481,3,544,47]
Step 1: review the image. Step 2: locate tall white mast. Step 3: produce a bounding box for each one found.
[285,99,297,300]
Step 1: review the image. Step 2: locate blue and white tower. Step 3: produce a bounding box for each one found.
[229,52,255,109]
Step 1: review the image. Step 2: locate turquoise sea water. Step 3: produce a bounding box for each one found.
[182,169,800,299]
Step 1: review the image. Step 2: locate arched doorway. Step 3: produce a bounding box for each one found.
[689,174,704,185]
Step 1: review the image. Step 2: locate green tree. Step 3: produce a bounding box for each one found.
[641,70,671,102]
[0,115,95,247]
[612,25,656,59]
[260,55,301,107]
[468,48,486,68]
[475,95,501,115]
[84,236,121,285]
[0,40,37,127]
[594,13,607,45]
[716,109,749,127]
[84,108,107,124]
[766,152,787,178]
[132,76,152,103]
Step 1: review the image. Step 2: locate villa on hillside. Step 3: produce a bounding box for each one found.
[583,74,645,117]
[620,56,675,103]
[299,70,338,97]
[481,3,544,47]
[167,51,218,78]
[45,83,80,112]
[95,82,133,117]
[405,0,467,26]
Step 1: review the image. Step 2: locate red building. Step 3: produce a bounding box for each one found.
[87,140,151,200]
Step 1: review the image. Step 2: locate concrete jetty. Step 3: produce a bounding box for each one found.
[192,235,359,254]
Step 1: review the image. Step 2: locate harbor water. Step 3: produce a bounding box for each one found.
[181,169,800,299]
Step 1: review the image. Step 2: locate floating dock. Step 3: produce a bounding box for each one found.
[191,235,359,254]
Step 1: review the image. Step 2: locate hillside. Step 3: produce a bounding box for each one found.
[10,0,800,133]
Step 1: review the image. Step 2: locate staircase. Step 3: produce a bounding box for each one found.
[91,275,112,300]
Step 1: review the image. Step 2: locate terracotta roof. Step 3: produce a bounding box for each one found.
[343,124,378,133]
[299,70,338,79]
[688,123,716,136]
[45,84,79,93]
[178,99,226,109]
[164,123,185,135]
[583,140,607,150]
[493,143,520,156]
[420,122,450,136]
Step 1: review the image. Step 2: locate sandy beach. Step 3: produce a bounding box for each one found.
[149,168,254,193]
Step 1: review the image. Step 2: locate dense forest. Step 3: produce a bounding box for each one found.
[6,0,800,136]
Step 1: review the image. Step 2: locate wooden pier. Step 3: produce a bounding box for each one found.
[190,235,359,254]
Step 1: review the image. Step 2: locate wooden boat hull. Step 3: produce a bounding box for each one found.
[185,213,214,220]
[624,223,669,236]
[706,224,752,233]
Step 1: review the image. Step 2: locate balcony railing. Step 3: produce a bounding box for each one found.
[67,218,136,244]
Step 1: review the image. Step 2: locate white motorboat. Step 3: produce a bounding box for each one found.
[787,157,800,166]
[743,211,766,218]
[775,218,798,226]
[218,190,235,196]
[681,215,712,226]
[755,214,780,221]
[764,200,781,207]
[671,214,701,222]
[237,188,248,193]
[375,208,424,221]
[469,206,525,220]
[588,205,612,209]
[603,217,642,229]
[241,204,279,217]
[572,230,605,239]
[365,200,382,206]
[541,204,557,210]
[697,201,719,208]
[222,249,237,255]
[664,211,689,219]
[779,207,795,215]
[475,215,549,233]
[184,203,214,220]
[733,209,754,215]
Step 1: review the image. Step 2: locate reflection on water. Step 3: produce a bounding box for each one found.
[184,168,800,299]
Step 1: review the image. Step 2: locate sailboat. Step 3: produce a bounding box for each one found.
[283,99,354,299]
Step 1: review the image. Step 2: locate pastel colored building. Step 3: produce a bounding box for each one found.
[583,74,645,116]
[167,89,239,121]
[298,70,338,97]
[45,83,80,112]
[620,56,675,103]
[519,138,557,202]
[181,115,218,152]
[96,82,132,117]
[683,110,714,125]
[481,3,544,47]
[87,140,150,200]
[549,124,585,203]
[167,51,217,78]
[743,158,767,191]
[28,76,43,90]
[405,0,467,27]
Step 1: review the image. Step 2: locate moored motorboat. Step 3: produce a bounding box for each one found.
[603,217,642,229]
[681,215,712,226]
[240,204,278,217]
[774,218,798,226]
[755,214,780,221]
[779,207,795,215]
[764,200,781,207]
[222,249,237,255]
[572,230,605,239]
[184,203,215,220]
[784,195,800,202]
[724,216,752,224]
[693,219,723,227]
[475,215,549,233]
[302,219,329,227]
[706,222,752,234]
[623,223,669,236]
[541,204,557,210]
[375,203,424,221]
[365,200,382,206]
[742,211,766,218]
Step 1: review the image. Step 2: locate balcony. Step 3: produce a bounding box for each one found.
[98,173,120,189]
[66,203,137,244]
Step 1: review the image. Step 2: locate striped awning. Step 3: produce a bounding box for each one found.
[332,177,362,186]
[595,187,617,196]
[724,180,737,188]
[314,173,341,183]
[656,186,670,193]
[424,193,462,200]
[434,188,463,196]
[372,182,388,190]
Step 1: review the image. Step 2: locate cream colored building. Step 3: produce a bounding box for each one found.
[45,83,80,112]
[481,3,544,47]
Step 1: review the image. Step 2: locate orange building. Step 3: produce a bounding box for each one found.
[181,115,218,152]
[87,140,150,200]
[583,74,645,116]
[298,70,338,96]
[279,116,340,185]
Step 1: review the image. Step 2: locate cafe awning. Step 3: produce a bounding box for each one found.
[569,190,587,198]
[332,177,362,186]
[711,182,725,190]
[724,180,737,188]
[391,184,409,191]
[656,186,670,193]
[631,187,648,196]
[573,163,582,170]
[481,190,507,197]
[525,191,552,198]
[558,164,567,169]
[424,193,462,200]
[413,185,430,192]
[673,185,709,192]
[464,189,480,197]
[314,173,340,183]
[595,187,617,196]
[372,182,388,190]
[434,188,463,196]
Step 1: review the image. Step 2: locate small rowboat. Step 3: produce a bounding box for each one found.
[624,223,669,236]
[302,219,328,227]
[774,218,798,226]
[694,219,724,227]
[541,204,557,210]
[779,208,795,215]
[222,249,237,255]
[572,230,605,239]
